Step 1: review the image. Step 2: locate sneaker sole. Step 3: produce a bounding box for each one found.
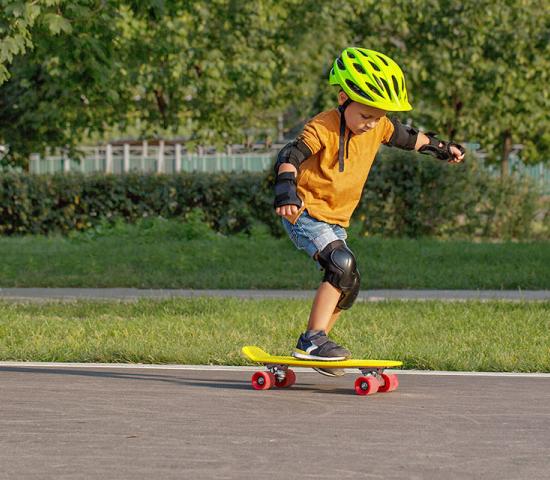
[292,352,348,361]
[313,367,346,377]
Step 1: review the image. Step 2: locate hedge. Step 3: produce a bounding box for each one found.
[0,149,547,239]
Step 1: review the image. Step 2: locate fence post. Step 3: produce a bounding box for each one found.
[277,114,284,142]
[94,147,100,171]
[175,143,182,173]
[123,143,130,173]
[106,144,113,173]
[142,140,148,171]
[63,150,70,173]
[157,140,165,173]
[197,146,203,172]
[30,153,39,174]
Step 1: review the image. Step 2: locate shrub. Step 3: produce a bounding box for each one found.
[0,150,546,240]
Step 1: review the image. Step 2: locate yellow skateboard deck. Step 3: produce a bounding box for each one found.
[242,346,402,396]
[242,346,402,369]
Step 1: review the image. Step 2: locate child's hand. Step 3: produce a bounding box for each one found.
[449,145,465,164]
[275,205,299,217]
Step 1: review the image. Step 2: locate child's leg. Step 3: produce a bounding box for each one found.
[325,307,342,335]
[307,281,341,332]
[294,282,349,367]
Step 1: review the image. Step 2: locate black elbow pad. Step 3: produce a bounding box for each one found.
[386,117,419,150]
[274,139,312,174]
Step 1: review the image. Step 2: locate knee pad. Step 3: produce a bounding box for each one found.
[317,240,361,310]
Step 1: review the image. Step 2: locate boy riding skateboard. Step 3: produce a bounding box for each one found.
[274,47,465,376]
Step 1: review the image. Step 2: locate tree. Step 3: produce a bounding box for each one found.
[1,1,136,166]
[2,0,548,173]
[1,0,341,166]
[348,0,549,174]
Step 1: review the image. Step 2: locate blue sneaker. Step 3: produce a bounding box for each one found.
[292,330,351,361]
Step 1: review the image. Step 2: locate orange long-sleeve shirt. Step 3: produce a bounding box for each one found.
[287,108,395,227]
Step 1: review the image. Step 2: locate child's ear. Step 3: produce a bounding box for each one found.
[338,90,349,105]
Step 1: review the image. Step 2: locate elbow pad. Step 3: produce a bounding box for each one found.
[418,132,466,161]
[274,139,312,174]
[386,117,419,150]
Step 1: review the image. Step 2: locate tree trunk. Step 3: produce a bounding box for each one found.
[501,130,512,178]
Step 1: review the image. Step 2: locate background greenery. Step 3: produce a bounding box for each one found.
[1,149,547,239]
[1,0,549,173]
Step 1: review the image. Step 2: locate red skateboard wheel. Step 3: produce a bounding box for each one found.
[354,376,380,396]
[378,373,399,393]
[251,371,275,390]
[275,369,296,388]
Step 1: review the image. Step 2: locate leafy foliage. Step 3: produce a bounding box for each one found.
[0,0,548,170]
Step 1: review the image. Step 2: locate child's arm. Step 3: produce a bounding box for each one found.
[273,140,312,217]
[275,163,299,216]
[386,117,465,164]
[415,132,465,164]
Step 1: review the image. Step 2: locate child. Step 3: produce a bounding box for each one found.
[274,47,465,376]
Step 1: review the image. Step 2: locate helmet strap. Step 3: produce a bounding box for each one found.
[337,99,353,172]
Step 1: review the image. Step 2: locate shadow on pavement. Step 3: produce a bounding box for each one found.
[0,366,357,395]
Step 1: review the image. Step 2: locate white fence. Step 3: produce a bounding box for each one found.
[22,141,550,194]
[29,142,275,174]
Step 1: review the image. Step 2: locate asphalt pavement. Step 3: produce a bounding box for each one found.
[1,365,549,480]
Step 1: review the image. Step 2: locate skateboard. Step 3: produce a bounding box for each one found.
[242,346,402,396]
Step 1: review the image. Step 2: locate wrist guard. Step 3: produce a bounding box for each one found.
[418,132,465,161]
[274,172,302,209]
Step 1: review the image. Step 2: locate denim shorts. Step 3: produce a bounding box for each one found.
[281,210,348,263]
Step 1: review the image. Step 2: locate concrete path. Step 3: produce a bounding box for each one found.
[1,287,549,302]
[1,365,549,480]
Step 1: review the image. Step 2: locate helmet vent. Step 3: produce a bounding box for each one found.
[345,79,374,101]
[368,61,381,72]
[377,55,389,66]
[347,51,356,59]
[380,77,390,95]
[392,75,400,95]
[336,57,345,70]
[358,49,369,58]
[367,83,382,96]
[353,63,366,74]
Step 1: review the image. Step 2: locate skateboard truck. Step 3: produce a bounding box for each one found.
[266,364,289,382]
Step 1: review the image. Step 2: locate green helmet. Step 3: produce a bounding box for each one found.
[329,47,412,112]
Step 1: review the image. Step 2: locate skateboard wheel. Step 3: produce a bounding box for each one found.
[251,371,275,390]
[354,376,379,396]
[378,373,399,393]
[275,369,296,388]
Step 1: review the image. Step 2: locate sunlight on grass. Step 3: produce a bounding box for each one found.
[0,298,548,372]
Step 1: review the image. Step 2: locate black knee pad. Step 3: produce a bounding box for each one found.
[317,240,361,310]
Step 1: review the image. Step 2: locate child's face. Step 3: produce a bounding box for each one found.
[338,91,388,136]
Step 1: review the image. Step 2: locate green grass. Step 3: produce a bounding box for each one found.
[0,220,549,289]
[0,298,548,372]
